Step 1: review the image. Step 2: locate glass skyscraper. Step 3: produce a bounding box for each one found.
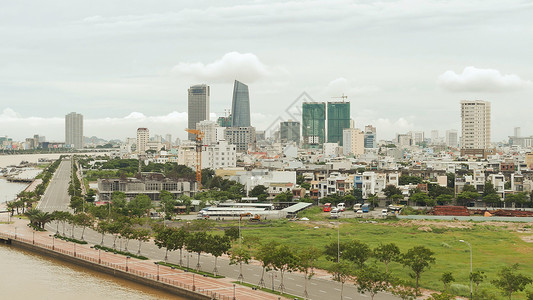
[327,102,351,146]
[302,102,326,148]
[231,80,250,127]
[188,84,210,140]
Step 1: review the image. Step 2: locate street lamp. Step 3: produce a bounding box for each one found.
[14,227,17,239]
[32,231,35,244]
[233,283,236,300]
[459,240,473,300]
[98,249,101,264]
[154,262,160,280]
[192,273,196,291]
[126,256,130,272]
[49,234,55,250]
[74,243,77,257]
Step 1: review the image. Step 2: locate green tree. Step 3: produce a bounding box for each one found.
[355,264,391,300]
[470,270,487,298]
[297,246,321,299]
[384,185,402,199]
[491,264,532,300]
[255,241,278,288]
[328,261,352,300]
[440,272,454,292]
[401,246,436,293]
[410,192,429,206]
[456,191,480,206]
[483,193,501,207]
[132,228,150,255]
[159,190,177,220]
[249,185,269,201]
[73,212,93,240]
[127,194,152,217]
[230,247,251,283]
[153,225,174,261]
[343,240,372,269]
[436,194,453,205]
[186,231,209,271]
[373,243,401,273]
[207,234,231,277]
[271,244,298,294]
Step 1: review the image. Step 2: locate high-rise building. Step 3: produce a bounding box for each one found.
[280,120,300,144]
[409,131,425,145]
[188,84,210,140]
[136,128,149,154]
[65,112,83,149]
[217,115,232,127]
[327,102,350,146]
[364,125,377,148]
[343,128,365,156]
[231,80,250,127]
[302,102,326,148]
[224,127,256,152]
[446,130,459,148]
[461,100,491,149]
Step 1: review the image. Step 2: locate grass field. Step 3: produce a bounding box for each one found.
[229,212,533,299]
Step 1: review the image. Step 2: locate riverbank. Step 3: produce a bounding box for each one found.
[0,218,281,300]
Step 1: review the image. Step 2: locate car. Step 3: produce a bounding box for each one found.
[381,209,388,217]
[330,208,340,219]
[337,203,346,212]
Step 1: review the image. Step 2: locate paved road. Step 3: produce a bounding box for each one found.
[38,158,73,213]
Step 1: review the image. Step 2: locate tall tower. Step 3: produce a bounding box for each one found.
[327,102,351,146]
[65,112,83,149]
[136,128,149,154]
[461,100,491,149]
[231,80,250,127]
[302,102,326,148]
[188,84,210,140]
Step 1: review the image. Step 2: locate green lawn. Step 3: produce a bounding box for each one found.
[234,218,533,299]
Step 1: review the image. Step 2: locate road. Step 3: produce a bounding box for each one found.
[38,158,401,300]
[37,158,73,213]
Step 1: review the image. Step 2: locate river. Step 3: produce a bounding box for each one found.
[0,153,187,299]
[0,244,181,299]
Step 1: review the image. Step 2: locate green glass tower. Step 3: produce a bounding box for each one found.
[327,102,350,146]
[302,102,326,148]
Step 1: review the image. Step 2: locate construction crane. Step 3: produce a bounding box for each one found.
[331,94,348,102]
[185,128,205,190]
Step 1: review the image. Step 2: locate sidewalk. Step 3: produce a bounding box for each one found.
[0,217,283,300]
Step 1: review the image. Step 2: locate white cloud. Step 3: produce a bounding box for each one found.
[437,66,531,92]
[325,77,380,98]
[171,52,273,83]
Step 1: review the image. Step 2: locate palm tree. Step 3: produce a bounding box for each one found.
[26,209,53,230]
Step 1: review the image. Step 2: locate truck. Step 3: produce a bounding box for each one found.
[323,203,332,212]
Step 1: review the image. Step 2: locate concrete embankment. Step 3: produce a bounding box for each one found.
[0,234,213,300]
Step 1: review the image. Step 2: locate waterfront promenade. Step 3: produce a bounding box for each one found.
[0,218,282,300]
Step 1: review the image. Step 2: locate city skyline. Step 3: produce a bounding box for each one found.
[1,1,532,142]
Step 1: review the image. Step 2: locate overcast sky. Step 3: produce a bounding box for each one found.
[1,0,532,142]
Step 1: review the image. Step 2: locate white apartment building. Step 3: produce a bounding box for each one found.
[201,140,237,170]
[342,128,365,157]
[446,130,459,148]
[323,143,339,157]
[136,128,149,154]
[461,100,491,149]
[177,142,197,170]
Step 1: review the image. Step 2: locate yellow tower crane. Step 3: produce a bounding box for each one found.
[185,128,205,190]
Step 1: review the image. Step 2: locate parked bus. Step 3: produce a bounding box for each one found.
[323,203,332,212]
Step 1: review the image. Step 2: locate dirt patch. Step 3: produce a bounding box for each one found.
[518,235,533,243]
